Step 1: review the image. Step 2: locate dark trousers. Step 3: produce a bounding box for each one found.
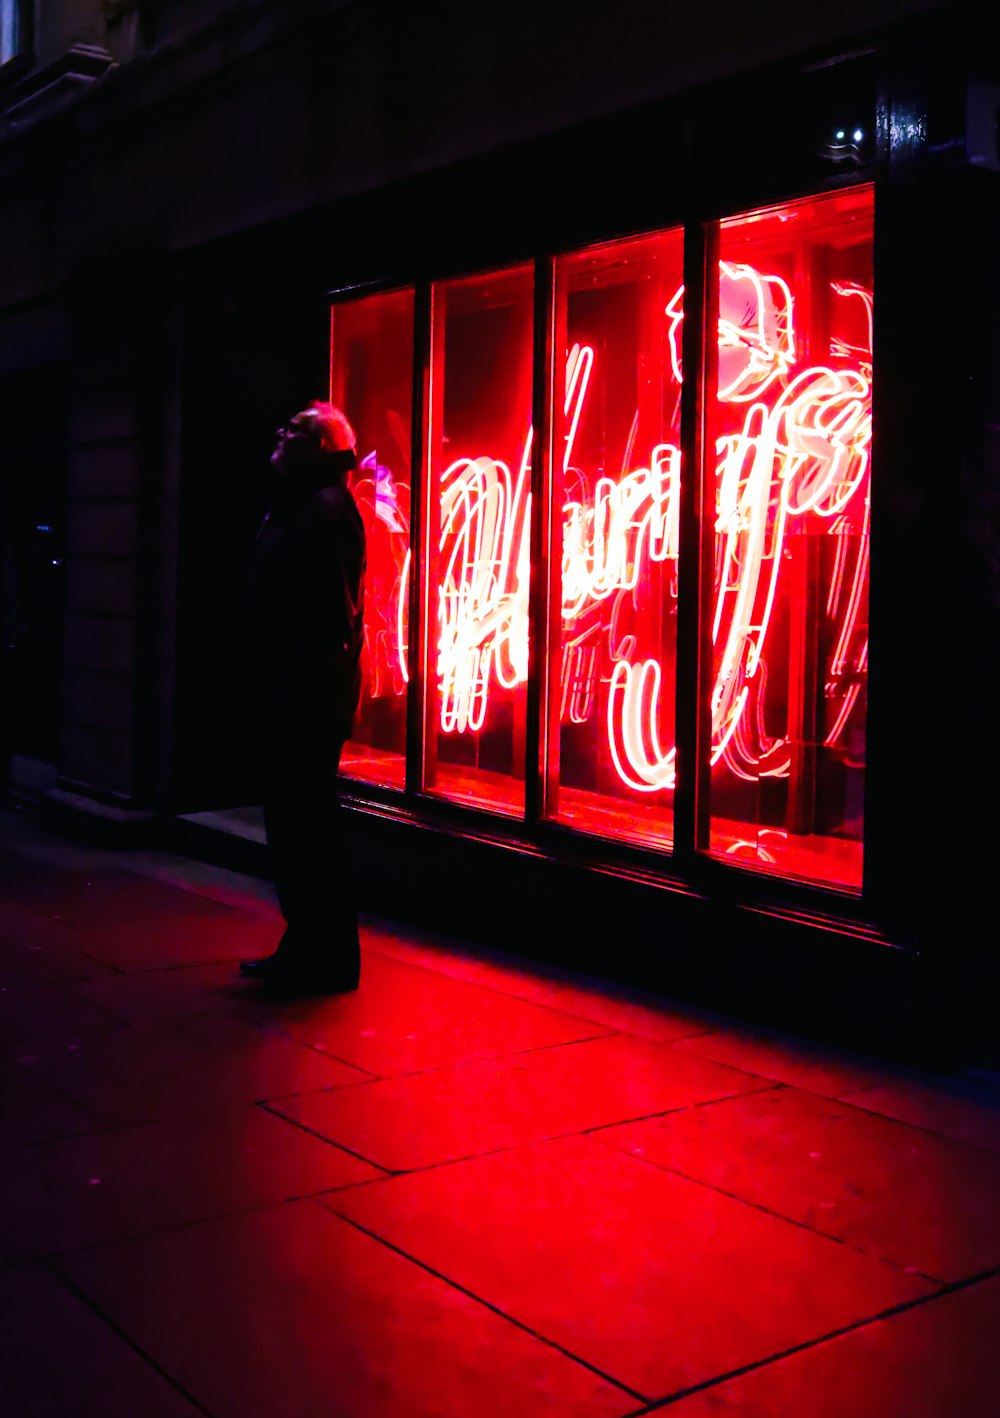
[261,728,360,980]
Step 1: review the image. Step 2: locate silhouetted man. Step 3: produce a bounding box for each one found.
[239,401,366,991]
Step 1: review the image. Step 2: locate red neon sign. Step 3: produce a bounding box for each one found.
[355,262,871,798]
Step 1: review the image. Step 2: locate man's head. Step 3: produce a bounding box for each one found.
[272,401,357,478]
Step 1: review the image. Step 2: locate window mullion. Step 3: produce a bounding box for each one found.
[405,282,434,796]
[674,218,718,866]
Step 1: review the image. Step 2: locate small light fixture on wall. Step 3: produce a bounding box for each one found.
[817,123,870,166]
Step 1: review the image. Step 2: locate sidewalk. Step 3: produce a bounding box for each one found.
[1,804,999,1417]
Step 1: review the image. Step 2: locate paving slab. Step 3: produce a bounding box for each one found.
[9,1015,370,1124]
[597,1086,1000,1283]
[0,807,108,868]
[328,1134,933,1402]
[272,1031,770,1170]
[0,979,122,1041]
[363,920,579,1000]
[0,902,118,985]
[1,807,996,1415]
[56,1200,637,1418]
[674,1026,890,1097]
[0,1263,201,1418]
[841,1076,1000,1155]
[0,1056,101,1148]
[529,979,715,1043]
[117,852,282,914]
[42,866,238,929]
[0,849,84,910]
[70,960,268,1026]
[660,1274,1000,1417]
[0,1103,382,1264]
[69,905,280,972]
[244,950,614,1076]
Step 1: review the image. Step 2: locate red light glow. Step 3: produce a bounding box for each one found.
[387,270,869,799]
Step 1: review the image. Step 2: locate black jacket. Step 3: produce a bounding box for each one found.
[243,466,367,742]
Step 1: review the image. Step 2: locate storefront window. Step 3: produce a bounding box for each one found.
[331,288,414,789]
[327,189,872,892]
[548,228,685,847]
[705,186,873,889]
[423,265,535,815]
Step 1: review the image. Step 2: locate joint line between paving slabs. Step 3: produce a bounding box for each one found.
[241,1016,383,1078]
[257,1100,394,1172]
[326,1208,649,1404]
[41,1258,216,1416]
[583,1116,957,1285]
[378,1025,622,1082]
[619,1272,1000,1414]
[581,1081,784,1139]
[255,1021,620,1086]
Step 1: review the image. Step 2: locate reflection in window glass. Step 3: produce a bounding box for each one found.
[706,186,873,889]
[550,229,685,847]
[424,266,535,815]
[1,1,21,67]
[330,288,414,789]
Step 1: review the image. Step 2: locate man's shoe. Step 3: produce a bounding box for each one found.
[238,952,287,980]
[239,953,359,994]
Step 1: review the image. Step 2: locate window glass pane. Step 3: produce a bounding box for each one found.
[330,288,414,789]
[1,2,20,67]
[707,186,873,889]
[550,228,685,847]
[425,265,534,815]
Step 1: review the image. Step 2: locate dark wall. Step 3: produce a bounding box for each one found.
[0,365,69,766]
[0,0,955,309]
[172,253,331,809]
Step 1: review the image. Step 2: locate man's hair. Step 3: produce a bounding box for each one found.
[297,401,357,457]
